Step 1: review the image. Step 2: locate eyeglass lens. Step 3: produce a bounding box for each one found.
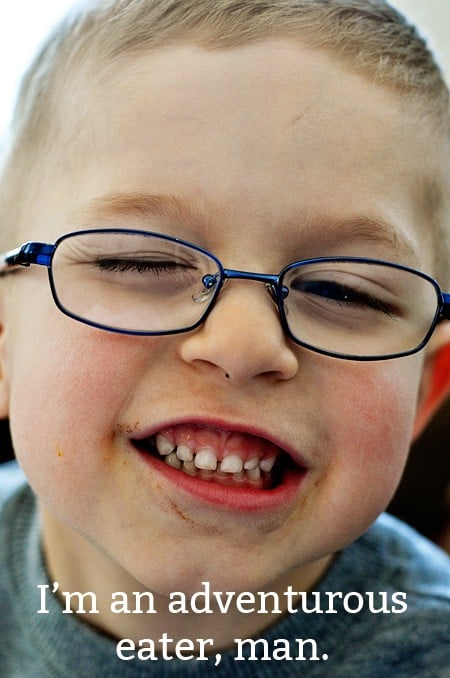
[281,261,438,358]
[51,231,221,333]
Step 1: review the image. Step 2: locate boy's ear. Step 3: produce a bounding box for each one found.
[413,322,450,440]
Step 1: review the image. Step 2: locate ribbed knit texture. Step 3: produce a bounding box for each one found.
[0,462,449,677]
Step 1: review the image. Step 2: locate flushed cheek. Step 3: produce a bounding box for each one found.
[7,319,167,511]
[308,360,421,546]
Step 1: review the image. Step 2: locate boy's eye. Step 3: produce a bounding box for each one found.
[291,278,394,315]
[89,255,201,295]
[284,264,405,326]
[95,257,192,276]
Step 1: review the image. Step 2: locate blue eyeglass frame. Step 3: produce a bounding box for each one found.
[2,227,450,361]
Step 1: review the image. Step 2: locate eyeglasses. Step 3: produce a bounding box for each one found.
[1,228,450,361]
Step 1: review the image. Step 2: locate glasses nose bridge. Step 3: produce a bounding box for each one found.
[222,268,279,286]
[221,268,281,302]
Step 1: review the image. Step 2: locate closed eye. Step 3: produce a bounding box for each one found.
[293,279,395,315]
[95,258,191,275]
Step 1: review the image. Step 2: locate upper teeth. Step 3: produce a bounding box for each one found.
[176,444,194,461]
[154,435,276,474]
[259,457,276,472]
[220,455,243,474]
[195,449,217,471]
[155,434,176,455]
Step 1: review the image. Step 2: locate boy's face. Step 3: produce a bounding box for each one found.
[0,41,447,595]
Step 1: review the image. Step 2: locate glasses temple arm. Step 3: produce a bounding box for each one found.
[0,242,54,273]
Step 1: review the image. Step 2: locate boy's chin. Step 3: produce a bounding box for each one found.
[118,550,279,598]
[116,537,332,600]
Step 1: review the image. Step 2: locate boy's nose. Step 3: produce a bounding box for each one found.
[179,283,299,384]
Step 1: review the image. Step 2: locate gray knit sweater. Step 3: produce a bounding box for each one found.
[0,462,449,677]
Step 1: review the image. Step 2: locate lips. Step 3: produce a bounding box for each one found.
[131,421,307,507]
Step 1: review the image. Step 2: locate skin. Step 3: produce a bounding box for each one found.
[1,40,450,648]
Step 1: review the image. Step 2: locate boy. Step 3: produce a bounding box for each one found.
[0,0,449,674]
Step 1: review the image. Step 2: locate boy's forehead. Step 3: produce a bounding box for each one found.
[97,41,405,132]
[80,43,436,152]
[35,41,442,268]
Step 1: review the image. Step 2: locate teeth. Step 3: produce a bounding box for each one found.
[231,470,245,482]
[259,457,276,473]
[176,444,194,461]
[165,452,182,469]
[182,459,197,475]
[153,434,279,480]
[156,434,176,456]
[220,455,243,474]
[247,466,261,482]
[244,457,259,471]
[194,448,218,471]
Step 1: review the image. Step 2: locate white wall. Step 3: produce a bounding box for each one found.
[0,1,448,137]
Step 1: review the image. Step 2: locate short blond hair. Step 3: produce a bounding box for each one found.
[1,0,449,274]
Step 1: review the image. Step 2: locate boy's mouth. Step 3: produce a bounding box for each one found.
[132,423,299,491]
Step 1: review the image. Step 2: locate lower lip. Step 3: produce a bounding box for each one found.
[134,444,307,512]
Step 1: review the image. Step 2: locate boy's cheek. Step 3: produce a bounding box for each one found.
[6,311,166,473]
[323,359,422,480]
[301,359,423,555]
[6,332,136,515]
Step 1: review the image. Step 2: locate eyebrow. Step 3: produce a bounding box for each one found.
[74,191,419,265]
[323,216,420,265]
[75,192,210,232]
